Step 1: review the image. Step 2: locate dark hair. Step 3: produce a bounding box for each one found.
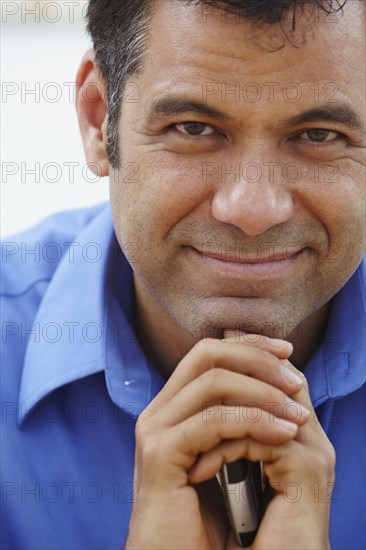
[86,0,347,168]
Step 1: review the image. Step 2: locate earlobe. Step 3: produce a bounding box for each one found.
[76,49,109,177]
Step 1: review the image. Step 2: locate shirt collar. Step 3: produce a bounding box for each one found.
[18,204,165,426]
[304,256,366,408]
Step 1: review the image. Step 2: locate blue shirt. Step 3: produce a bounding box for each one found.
[1,203,365,550]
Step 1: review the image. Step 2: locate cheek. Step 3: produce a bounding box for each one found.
[322,185,365,248]
[117,155,213,234]
[306,174,366,278]
[109,157,213,271]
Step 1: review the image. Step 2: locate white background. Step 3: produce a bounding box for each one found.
[1,1,109,238]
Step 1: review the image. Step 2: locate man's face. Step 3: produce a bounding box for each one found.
[110,0,365,340]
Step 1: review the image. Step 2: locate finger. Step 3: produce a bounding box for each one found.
[280,360,328,443]
[223,333,310,409]
[223,330,293,360]
[143,339,304,419]
[189,437,286,483]
[191,434,334,505]
[146,367,310,429]
[162,406,298,476]
[189,436,315,489]
[281,359,312,408]
[226,335,319,444]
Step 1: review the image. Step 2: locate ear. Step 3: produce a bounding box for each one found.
[75,49,109,176]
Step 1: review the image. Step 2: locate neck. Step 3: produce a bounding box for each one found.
[133,274,332,378]
[287,301,331,370]
[133,275,196,380]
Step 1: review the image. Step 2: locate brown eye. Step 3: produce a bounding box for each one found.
[300,129,339,143]
[175,122,214,136]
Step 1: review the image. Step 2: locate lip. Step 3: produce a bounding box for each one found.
[186,246,307,277]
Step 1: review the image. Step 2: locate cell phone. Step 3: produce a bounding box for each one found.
[217,459,264,547]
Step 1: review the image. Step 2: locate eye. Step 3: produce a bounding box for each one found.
[299,129,340,143]
[174,122,215,136]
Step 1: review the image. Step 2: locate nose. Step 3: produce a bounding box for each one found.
[211,159,294,236]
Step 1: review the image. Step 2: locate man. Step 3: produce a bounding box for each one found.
[1,0,365,548]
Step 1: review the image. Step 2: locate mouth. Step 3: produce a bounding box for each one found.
[186,246,308,278]
[194,248,304,264]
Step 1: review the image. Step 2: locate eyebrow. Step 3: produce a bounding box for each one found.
[148,95,364,132]
[147,96,229,123]
[285,104,364,132]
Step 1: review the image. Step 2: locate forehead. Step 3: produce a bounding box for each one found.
[139,0,365,114]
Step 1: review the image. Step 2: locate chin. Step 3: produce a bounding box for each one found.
[182,310,298,341]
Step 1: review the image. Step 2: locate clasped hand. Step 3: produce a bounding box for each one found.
[126,333,335,550]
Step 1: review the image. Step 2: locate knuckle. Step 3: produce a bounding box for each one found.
[198,336,218,347]
[139,433,164,466]
[297,370,309,389]
[136,409,147,425]
[135,414,151,444]
[312,445,336,478]
[325,443,336,471]
[194,337,217,355]
[190,338,217,368]
[199,366,225,388]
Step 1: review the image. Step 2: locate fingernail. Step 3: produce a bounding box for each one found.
[282,366,303,385]
[275,418,298,433]
[284,402,310,421]
[266,337,293,350]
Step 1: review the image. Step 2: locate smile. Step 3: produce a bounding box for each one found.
[186,246,307,278]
